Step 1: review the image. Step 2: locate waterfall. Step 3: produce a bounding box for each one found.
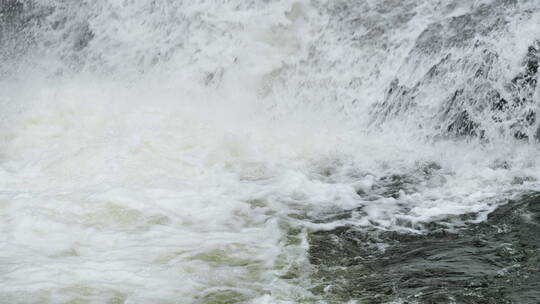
[1,1,539,303]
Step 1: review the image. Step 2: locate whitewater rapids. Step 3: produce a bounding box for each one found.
[1,0,540,303]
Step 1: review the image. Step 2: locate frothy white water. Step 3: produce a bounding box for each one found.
[2,78,540,303]
[1,0,540,303]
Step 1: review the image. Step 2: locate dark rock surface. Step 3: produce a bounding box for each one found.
[370,0,540,141]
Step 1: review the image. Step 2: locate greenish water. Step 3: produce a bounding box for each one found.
[308,194,540,303]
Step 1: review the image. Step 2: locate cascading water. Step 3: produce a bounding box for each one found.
[0,1,539,303]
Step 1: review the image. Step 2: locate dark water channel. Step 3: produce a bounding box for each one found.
[309,194,540,303]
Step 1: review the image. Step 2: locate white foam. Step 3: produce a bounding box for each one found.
[2,0,540,302]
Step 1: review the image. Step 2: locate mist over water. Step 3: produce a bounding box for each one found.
[1,1,540,303]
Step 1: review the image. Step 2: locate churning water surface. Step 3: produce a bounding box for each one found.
[1,1,540,303]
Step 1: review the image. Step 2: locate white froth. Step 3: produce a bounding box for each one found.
[2,0,540,303]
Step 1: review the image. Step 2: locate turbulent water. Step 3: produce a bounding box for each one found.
[1,0,540,303]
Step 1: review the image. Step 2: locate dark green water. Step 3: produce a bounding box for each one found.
[308,194,540,303]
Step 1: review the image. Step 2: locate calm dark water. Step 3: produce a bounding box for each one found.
[309,194,540,303]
